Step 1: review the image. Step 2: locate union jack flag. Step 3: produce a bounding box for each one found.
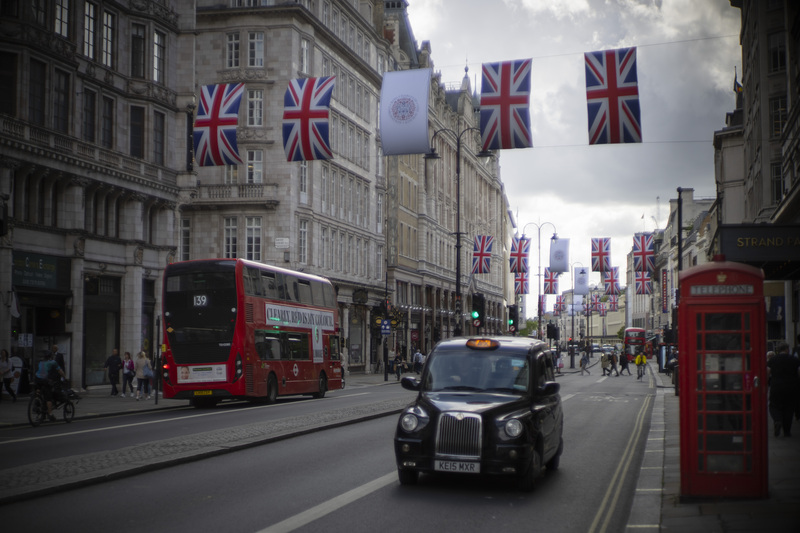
[635,271,652,295]
[282,76,335,162]
[584,47,641,145]
[471,235,494,274]
[554,295,566,314]
[608,295,619,312]
[632,233,655,272]
[543,268,559,294]
[539,295,546,317]
[509,236,530,274]
[514,271,528,295]
[598,303,607,317]
[591,293,602,312]
[591,237,611,272]
[193,83,245,166]
[604,266,620,295]
[480,59,533,151]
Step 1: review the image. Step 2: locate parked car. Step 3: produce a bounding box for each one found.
[394,336,564,491]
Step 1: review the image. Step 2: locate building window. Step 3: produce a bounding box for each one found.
[29,60,46,125]
[83,90,96,142]
[131,23,145,78]
[226,33,240,68]
[83,2,96,59]
[130,106,145,158]
[101,96,114,149]
[224,217,238,258]
[246,216,262,261]
[248,32,263,67]
[768,32,786,74]
[180,218,191,261]
[247,89,263,126]
[53,70,70,133]
[769,96,787,137]
[225,164,238,184]
[321,227,328,268]
[0,53,17,117]
[330,169,337,213]
[321,165,328,212]
[101,11,115,68]
[54,0,69,38]
[32,0,46,26]
[771,162,784,204]
[247,150,263,183]
[153,30,165,83]
[153,111,165,165]
[338,232,344,271]
[300,38,310,73]
[298,219,308,264]
[377,245,383,280]
[299,161,308,202]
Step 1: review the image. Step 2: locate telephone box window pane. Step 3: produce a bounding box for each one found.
[705,353,743,372]
[696,313,702,328]
[697,454,704,471]
[706,414,743,431]
[705,393,743,411]
[705,333,741,350]
[697,394,703,410]
[707,454,743,472]
[707,433,743,452]
[743,313,749,329]
[697,414,703,430]
[705,312,742,330]
[696,333,703,351]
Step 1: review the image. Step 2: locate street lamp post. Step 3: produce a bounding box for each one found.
[426,126,492,337]
[521,222,557,341]
[569,261,584,369]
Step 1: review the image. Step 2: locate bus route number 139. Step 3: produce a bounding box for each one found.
[194,295,208,307]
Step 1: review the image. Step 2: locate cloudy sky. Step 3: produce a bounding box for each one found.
[405,0,742,315]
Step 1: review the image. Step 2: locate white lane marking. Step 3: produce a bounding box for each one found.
[560,393,576,402]
[255,472,397,533]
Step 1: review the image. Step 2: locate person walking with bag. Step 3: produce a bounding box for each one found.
[580,350,591,375]
[0,349,17,402]
[120,351,135,397]
[103,348,123,397]
[767,342,800,437]
[619,351,632,375]
[134,351,153,401]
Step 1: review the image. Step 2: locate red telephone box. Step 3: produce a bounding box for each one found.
[678,259,767,499]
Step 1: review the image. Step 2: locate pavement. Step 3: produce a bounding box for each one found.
[0,364,798,532]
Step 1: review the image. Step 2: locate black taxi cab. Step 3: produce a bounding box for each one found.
[394,336,563,491]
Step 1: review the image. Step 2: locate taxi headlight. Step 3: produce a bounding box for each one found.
[505,419,524,438]
[401,414,419,432]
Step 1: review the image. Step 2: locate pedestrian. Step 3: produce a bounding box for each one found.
[51,344,66,373]
[580,351,590,375]
[619,350,632,375]
[121,351,135,397]
[394,353,403,381]
[413,349,423,374]
[600,351,610,376]
[609,351,620,376]
[0,349,17,402]
[767,341,800,437]
[103,348,123,396]
[134,350,153,400]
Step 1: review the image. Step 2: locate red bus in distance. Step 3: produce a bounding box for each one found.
[623,327,647,363]
[161,258,343,407]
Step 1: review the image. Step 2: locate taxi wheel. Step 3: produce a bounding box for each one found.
[398,468,419,485]
[546,437,563,470]
[266,375,278,404]
[518,449,542,492]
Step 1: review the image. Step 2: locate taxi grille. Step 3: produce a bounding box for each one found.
[435,412,482,458]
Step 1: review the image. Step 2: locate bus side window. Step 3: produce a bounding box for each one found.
[297,279,313,304]
[286,332,309,360]
[261,272,279,299]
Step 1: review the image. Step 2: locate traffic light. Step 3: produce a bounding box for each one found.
[553,325,560,340]
[508,305,518,331]
[471,293,485,328]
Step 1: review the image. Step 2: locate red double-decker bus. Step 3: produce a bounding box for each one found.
[623,327,646,363]
[161,258,343,407]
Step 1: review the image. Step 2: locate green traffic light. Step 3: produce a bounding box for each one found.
[472,310,479,319]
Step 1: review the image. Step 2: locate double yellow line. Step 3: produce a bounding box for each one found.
[587,392,654,533]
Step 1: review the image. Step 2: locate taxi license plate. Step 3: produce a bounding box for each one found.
[193,390,213,396]
[435,460,480,473]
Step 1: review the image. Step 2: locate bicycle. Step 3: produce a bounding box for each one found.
[28,379,81,427]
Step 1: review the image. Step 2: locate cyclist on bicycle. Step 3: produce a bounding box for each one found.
[635,353,647,380]
[35,351,66,421]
